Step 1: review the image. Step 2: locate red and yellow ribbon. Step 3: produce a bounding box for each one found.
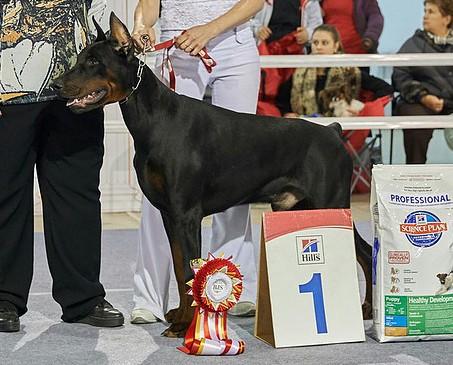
[178,253,245,355]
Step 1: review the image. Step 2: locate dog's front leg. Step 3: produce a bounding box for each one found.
[160,209,202,338]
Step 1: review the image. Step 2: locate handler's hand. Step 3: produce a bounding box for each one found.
[295,27,309,45]
[175,24,217,56]
[362,37,374,51]
[346,107,360,116]
[132,26,156,52]
[421,94,444,113]
[284,112,300,118]
[257,26,272,42]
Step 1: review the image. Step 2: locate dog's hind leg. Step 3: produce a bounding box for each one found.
[160,209,202,338]
[270,191,302,211]
[354,227,372,319]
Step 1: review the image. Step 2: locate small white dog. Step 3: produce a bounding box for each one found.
[435,272,453,295]
[318,84,364,117]
[329,98,364,117]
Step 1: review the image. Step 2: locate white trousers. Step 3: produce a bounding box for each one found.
[133,26,260,320]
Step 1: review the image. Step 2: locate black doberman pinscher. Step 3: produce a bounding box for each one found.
[54,13,372,337]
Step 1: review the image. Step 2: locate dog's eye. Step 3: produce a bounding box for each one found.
[86,57,99,66]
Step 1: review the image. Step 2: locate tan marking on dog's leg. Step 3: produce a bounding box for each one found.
[163,241,194,338]
[271,192,300,211]
[145,169,166,193]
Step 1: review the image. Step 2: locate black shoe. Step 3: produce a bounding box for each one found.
[0,301,20,332]
[76,300,124,327]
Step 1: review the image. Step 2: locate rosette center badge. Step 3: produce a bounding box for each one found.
[206,272,233,304]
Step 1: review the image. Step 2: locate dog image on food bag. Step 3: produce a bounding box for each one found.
[435,271,453,295]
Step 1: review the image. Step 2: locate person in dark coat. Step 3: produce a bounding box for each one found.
[392,0,453,164]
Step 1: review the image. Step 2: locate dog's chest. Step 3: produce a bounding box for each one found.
[147,170,166,193]
[134,156,169,209]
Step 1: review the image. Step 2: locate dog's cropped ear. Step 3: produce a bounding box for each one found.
[93,17,106,42]
[110,12,132,53]
[437,274,442,278]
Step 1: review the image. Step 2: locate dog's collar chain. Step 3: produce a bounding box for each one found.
[119,35,216,105]
[120,47,149,105]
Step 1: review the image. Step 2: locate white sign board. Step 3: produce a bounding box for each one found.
[255,209,365,348]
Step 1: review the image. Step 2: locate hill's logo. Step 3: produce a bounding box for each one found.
[400,211,447,247]
[296,235,325,265]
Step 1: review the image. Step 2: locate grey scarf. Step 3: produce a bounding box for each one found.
[426,29,453,45]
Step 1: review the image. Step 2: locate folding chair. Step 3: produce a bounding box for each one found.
[342,96,391,194]
[343,130,382,193]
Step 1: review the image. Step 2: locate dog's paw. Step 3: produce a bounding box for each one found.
[362,301,372,320]
[164,308,179,323]
[161,323,189,338]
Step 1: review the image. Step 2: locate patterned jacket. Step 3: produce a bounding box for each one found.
[0,0,106,105]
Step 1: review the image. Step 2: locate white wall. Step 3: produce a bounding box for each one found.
[99,0,143,212]
[378,0,423,54]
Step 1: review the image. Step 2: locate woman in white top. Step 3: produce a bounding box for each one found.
[130,0,265,328]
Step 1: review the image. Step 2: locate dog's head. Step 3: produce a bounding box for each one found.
[318,84,353,116]
[52,13,136,113]
[437,273,448,284]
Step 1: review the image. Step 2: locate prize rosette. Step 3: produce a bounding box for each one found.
[178,253,245,355]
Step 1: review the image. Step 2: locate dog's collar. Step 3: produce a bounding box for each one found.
[119,39,174,105]
[119,47,149,105]
[120,36,216,105]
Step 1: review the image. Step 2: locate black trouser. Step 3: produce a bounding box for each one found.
[394,102,437,164]
[0,101,105,321]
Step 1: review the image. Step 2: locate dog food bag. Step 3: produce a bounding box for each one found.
[371,164,453,342]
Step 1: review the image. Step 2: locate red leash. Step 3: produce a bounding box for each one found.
[121,33,216,104]
[147,35,217,91]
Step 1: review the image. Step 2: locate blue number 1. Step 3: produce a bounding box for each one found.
[299,273,328,334]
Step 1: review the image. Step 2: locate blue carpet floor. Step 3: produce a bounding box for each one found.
[0,227,451,365]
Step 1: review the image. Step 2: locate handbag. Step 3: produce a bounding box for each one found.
[257,41,283,100]
[266,31,304,55]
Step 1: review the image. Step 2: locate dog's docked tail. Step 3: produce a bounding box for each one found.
[327,122,343,136]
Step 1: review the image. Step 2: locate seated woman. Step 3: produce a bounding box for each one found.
[392,0,453,164]
[276,24,393,118]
